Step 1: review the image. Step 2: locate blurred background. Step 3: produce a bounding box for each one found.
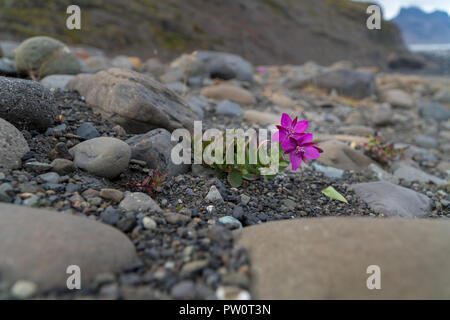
[0,0,449,74]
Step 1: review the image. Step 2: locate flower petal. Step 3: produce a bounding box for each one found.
[297,132,313,144]
[290,153,302,171]
[280,113,292,127]
[304,146,320,159]
[294,120,309,133]
[282,139,296,153]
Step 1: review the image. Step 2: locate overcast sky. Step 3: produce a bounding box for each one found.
[354,0,450,19]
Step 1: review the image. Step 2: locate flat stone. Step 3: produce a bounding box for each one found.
[205,186,224,203]
[50,159,76,175]
[76,122,100,141]
[201,84,256,105]
[313,163,344,179]
[0,203,138,292]
[349,181,432,217]
[235,217,450,299]
[381,89,414,108]
[393,163,447,186]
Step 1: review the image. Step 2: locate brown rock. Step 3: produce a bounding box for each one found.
[66,68,196,134]
[236,217,450,299]
[51,159,76,175]
[201,84,256,105]
[317,140,373,170]
[100,188,124,203]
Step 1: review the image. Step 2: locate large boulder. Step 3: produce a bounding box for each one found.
[66,68,196,134]
[312,69,377,99]
[0,203,138,292]
[69,137,131,179]
[0,77,58,131]
[15,36,81,77]
[349,181,433,218]
[236,217,450,299]
[126,128,190,176]
[171,51,254,83]
[0,118,30,169]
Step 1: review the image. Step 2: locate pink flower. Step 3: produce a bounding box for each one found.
[283,134,322,171]
[272,113,309,149]
[257,67,266,74]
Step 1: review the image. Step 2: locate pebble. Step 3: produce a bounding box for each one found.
[142,216,157,230]
[10,280,37,299]
[119,192,162,212]
[76,122,100,140]
[205,186,224,203]
[100,188,124,203]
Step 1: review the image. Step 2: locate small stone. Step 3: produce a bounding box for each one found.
[205,186,223,203]
[216,286,251,300]
[37,172,60,184]
[99,188,124,203]
[11,280,37,299]
[313,163,344,179]
[25,162,52,172]
[218,216,243,229]
[216,100,244,117]
[142,216,157,230]
[51,159,76,175]
[76,122,100,140]
[240,194,250,205]
[100,207,121,225]
[171,281,196,299]
[119,192,162,212]
[181,260,209,276]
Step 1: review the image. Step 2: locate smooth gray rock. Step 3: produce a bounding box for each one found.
[0,118,30,169]
[313,163,344,179]
[418,102,450,122]
[0,77,58,131]
[216,100,244,117]
[171,51,254,83]
[69,137,131,179]
[126,128,190,177]
[40,75,74,90]
[236,217,450,299]
[350,181,433,218]
[0,203,138,292]
[312,69,376,99]
[393,163,447,186]
[414,135,438,149]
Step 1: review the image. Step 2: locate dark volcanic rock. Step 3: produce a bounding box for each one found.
[0,77,58,131]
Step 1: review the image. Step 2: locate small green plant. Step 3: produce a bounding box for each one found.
[363,135,407,165]
[197,114,322,187]
[125,169,167,197]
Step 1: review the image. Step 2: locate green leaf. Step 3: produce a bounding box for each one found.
[242,173,257,181]
[321,186,348,204]
[228,170,243,187]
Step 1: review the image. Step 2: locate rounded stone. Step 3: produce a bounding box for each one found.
[0,203,138,292]
[0,77,58,131]
[69,137,131,179]
[15,36,81,77]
